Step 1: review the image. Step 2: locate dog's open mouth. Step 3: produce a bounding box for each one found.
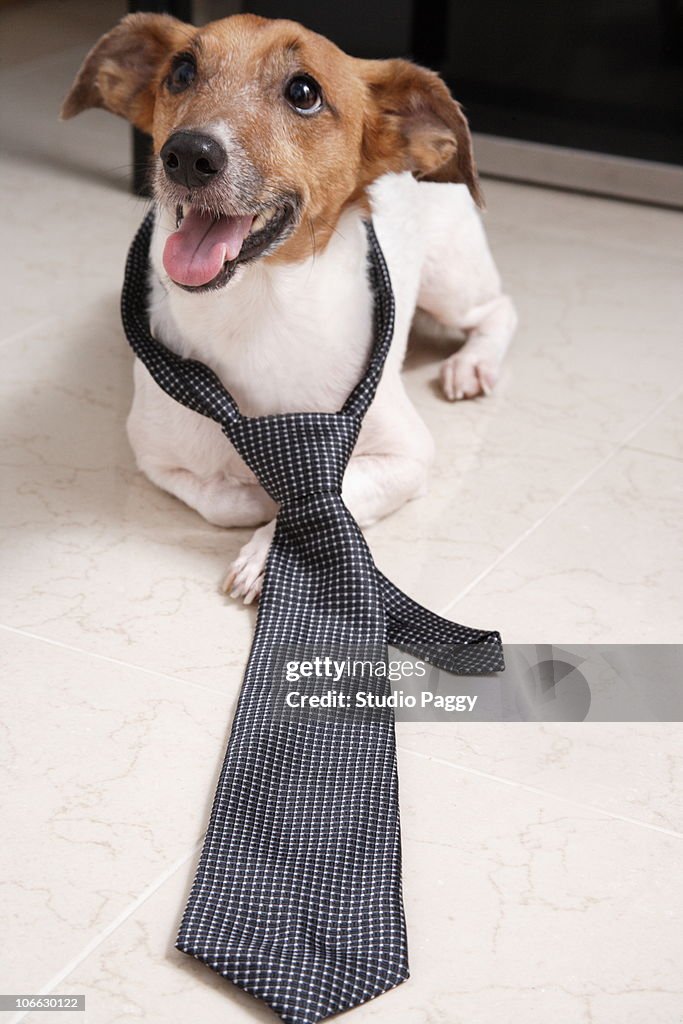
[163,203,296,292]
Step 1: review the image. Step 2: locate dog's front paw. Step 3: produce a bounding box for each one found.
[440,351,499,401]
[222,521,275,604]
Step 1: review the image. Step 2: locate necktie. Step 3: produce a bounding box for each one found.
[121,211,504,1024]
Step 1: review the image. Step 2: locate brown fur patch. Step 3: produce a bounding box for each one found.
[357,59,482,206]
[60,14,193,132]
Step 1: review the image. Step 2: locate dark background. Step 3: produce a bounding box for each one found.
[134,0,683,169]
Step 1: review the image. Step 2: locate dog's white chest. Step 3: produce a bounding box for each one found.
[147,206,380,418]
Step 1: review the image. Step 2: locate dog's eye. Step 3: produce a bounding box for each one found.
[167,54,196,94]
[285,75,323,115]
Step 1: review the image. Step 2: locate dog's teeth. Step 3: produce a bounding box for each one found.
[249,207,278,235]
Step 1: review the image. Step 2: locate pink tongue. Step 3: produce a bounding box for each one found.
[163,208,254,287]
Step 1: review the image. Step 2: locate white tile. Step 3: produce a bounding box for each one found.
[0,157,144,340]
[476,214,683,446]
[447,446,683,642]
[367,401,614,612]
[397,722,683,833]
[29,752,683,1024]
[0,26,142,339]
[481,178,683,263]
[0,630,235,995]
[626,394,683,462]
[1,47,130,184]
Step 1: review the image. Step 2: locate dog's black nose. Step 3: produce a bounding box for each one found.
[160,131,227,189]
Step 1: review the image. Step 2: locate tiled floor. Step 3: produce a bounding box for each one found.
[1,3,682,1023]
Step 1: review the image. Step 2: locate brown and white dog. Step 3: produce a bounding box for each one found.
[62,13,516,602]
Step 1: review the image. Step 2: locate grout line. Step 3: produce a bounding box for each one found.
[0,315,57,349]
[399,745,683,840]
[437,384,683,618]
[7,841,203,1024]
[7,750,677,1024]
[0,623,232,699]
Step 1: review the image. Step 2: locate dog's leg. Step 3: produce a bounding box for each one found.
[141,461,277,528]
[141,456,276,602]
[415,182,517,401]
[341,452,430,526]
[438,293,518,401]
[343,383,434,527]
[149,463,279,603]
[222,519,276,603]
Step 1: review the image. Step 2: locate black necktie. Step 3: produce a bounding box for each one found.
[121,211,504,1024]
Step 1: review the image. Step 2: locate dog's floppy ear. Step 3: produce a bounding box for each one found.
[361,59,482,207]
[60,13,190,133]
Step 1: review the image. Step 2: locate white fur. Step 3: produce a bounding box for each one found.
[127,172,516,598]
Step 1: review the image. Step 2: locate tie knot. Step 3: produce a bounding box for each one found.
[226,413,361,504]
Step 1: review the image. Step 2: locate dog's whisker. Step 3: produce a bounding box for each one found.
[316,215,346,243]
[307,216,318,266]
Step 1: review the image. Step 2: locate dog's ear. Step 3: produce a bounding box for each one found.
[60,13,190,133]
[361,59,482,207]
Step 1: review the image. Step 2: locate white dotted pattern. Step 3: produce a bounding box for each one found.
[121,211,504,1024]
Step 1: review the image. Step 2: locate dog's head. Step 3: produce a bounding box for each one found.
[62,13,481,293]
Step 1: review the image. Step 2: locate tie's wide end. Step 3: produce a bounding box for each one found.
[175,937,409,1024]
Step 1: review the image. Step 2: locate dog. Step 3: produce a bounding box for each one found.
[62,13,517,603]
